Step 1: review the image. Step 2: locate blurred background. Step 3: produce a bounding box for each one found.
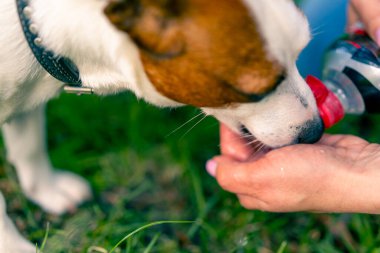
[1,0,380,252]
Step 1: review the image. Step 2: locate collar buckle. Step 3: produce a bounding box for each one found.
[64,86,94,95]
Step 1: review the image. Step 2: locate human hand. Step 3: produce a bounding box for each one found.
[207,124,380,214]
[348,0,380,45]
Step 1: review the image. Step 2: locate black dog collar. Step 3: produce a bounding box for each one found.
[16,0,93,94]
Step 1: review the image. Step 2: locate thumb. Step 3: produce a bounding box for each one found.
[206,156,237,178]
[206,156,259,194]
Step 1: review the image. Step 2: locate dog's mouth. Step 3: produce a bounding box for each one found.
[239,125,273,161]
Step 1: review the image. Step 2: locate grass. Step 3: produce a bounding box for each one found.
[1,92,380,253]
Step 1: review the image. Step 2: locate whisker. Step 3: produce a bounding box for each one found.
[311,24,327,38]
[252,142,263,151]
[166,111,205,138]
[240,133,253,138]
[180,114,208,140]
[246,149,258,161]
[245,139,261,146]
[239,135,254,141]
[247,142,268,161]
[224,133,255,145]
[257,144,265,153]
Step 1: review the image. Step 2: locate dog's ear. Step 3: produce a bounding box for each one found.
[104,0,140,32]
[104,0,185,57]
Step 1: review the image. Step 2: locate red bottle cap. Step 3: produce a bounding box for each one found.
[306,75,345,128]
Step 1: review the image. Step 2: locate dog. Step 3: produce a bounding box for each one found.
[0,0,323,251]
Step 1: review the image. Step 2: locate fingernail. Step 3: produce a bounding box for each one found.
[206,160,217,177]
[376,28,380,46]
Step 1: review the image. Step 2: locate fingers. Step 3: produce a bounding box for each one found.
[207,156,257,194]
[206,146,341,212]
[208,155,307,212]
[237,194,304,212]
[317,134,347,146]
[219,124,253,161]
[237,194,269,211]
[349,0,380,45]
[318,134,369,148]
[212,156,265,196]
[347,3,360,29]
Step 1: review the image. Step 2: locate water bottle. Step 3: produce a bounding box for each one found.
[306,30,380,128]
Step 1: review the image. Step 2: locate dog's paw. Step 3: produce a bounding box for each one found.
[0,241,35,253]
[25,170,92,215]
[0,207,36,253]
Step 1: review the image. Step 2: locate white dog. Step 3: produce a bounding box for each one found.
[0,0,323,251]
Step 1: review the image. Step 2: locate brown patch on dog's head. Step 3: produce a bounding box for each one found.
[105,0,284,107]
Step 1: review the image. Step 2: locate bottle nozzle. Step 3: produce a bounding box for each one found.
[306,75,345,128]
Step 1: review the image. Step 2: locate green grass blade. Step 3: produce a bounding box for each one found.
[125,237,133,253]
[36,223,50,253]
[143,233,161,253]
[109,220,193,253]
[277,241,288,253]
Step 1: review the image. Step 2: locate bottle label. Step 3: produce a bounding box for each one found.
[324,32,380,114]
[343,67,380,113]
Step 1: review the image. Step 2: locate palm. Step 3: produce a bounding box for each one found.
[217,125,380,213]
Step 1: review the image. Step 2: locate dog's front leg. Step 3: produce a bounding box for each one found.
[0,193,35,253]
[2,106,92,214]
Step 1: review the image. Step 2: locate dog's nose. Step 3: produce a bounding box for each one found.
[296,117,324,144]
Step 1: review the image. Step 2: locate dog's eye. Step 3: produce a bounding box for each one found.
[246,73,286,102]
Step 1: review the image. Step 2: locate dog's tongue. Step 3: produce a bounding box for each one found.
[306,75,344,128]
